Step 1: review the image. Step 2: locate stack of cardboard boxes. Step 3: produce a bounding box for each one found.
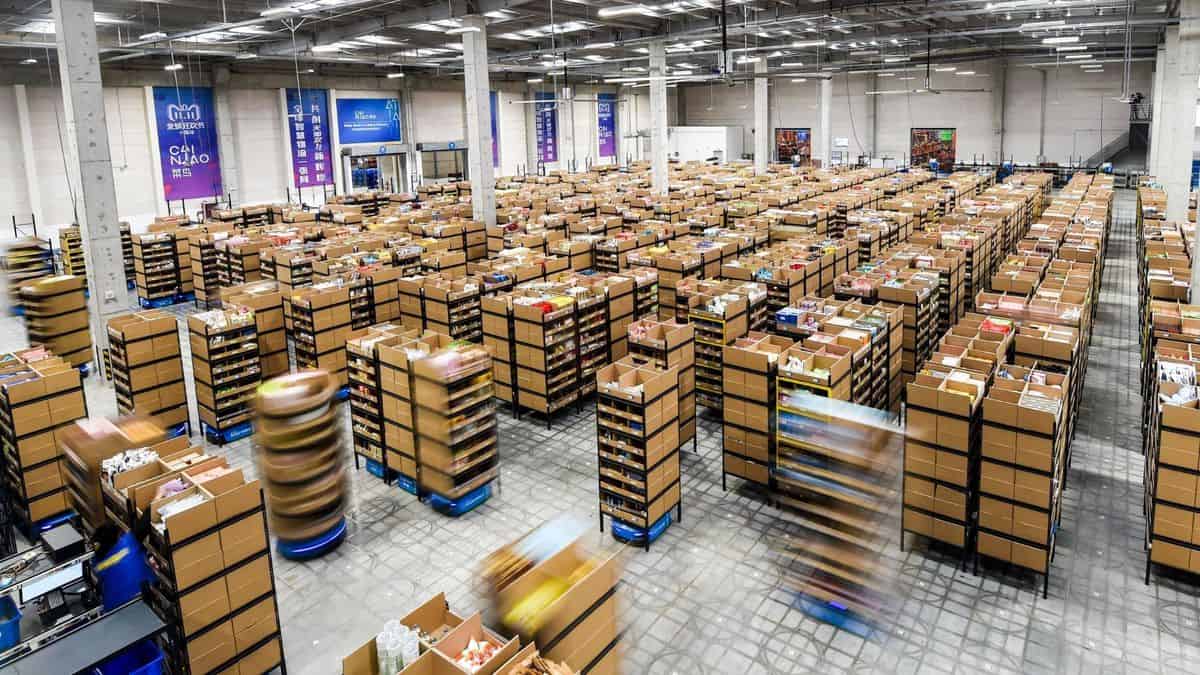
[106,311,189,436]
[19,275,92,368]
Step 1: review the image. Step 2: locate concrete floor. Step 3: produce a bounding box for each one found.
[4,186,1199,674]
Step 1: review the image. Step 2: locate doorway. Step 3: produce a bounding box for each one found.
[345,153,408,193]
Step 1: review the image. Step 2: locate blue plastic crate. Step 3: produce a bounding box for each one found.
[92,639,164,675]
[365,459,386,479]
[395,473,418,495]
[0,597,19,652]
[165,422,190,440]
[611,512,672,546]
[428,484,491,516]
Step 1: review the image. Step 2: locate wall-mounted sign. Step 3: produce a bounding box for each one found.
[910,127,957,170]
[774,128,811,162]
[597,93,617,158]
[336,97,402,145]
[286,88,333,188]
[534,92,558,163]
[833,137,850,148]
[152,86,222,201]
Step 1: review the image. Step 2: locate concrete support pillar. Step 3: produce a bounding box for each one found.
[649,40,669,195]
[992,61,1007,163]
[13,85,43,227]
[213,66,239,206]
[1149,45,1166,174]
[462,15,496,227]
[51,0,129,351]
[818,78,832,167]
[753,60,769,173]
[1163,4,1199,224]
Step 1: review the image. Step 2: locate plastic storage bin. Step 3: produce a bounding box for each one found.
[0,596,21,651]
[92,639,164,675]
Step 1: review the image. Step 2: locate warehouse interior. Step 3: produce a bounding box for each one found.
[0,0,1195,674]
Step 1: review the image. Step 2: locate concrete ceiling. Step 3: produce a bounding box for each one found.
[0,0,1176,82]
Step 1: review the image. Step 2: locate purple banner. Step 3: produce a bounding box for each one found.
[534,92,558,163]
[153,86,222,201]
[597,93,616,158]
[286,88,333,188]
[490,90,499,169]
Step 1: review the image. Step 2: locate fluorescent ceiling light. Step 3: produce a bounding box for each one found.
[934,66,956,72]
[666,45,694,53]
[386,72,405,79]
[1056,45,1087,52]
[781,61,804,67]
[446,26,480,34]
[164,63,183,71]
[1064,54,1093,60]
[832,26,852,34]
[956,70,976,75]
[19,21,55,33]
[584,54,606,62]
[230,26,271,35]
[1042,36,1080,44]
[260,6,299,16]
[584,42,615,49]
[899,76,915,80]
[767,51,784,58]
[484,9,517,19]
[791,78,808,83]
[1020,20,1066,30]
[884,56,909,63]
[622,66,645,72]
[139,31,167,40]
[736,56,761,64]
[878,72,895,77]
[598,4,658,17]
[20,58,36,65]
[312,44,348,52]
[673,69,694,75]
[360,35,403,45]
[527,78,544,83]
[791,40,827,48]
[235,52,257,60]
[301,68,315,73]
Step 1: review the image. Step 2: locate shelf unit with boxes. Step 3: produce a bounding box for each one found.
[140,463,285,675]
[689,293,749,409]
[189,309,260,445]
[975,363,1068,597]
[290,283,354,392]
[560,282,609,398]
[19,275,92,369]
[375,332,428,495]
[346,324,415,480]
[1145,353,1200,583]
[134,232,181,309]
[877,275,940,387]
[189,234,225,309]
[412,339,499,515]
[596,357,681,548]
[221,281,290,380]
[902,366,988,568]
[722,334,793,492]
[774,342,855,500]
[0,351,88,531]
[628,319,696,450]
[57,227,86,282]
[510,292,580,425]
[107,311,190,438]
[121,222,135,288]
[423,276,484,344]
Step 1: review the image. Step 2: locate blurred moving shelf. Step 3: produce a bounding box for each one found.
[290,283,354,390]
[346,324,415,478]
[413,338,499,514]
[628,319,696,448]
[3,237,54,312]
[188,309,260,444]
[19,275,92,368]
[596,357,681,548]
[106,311,189,437]
[902,366,988,568]
[140,453,285,675]
[1145,352,1200,583]
[975,364,1069,597]
[722,334,794,491]
[771,392,902,630]
[57,227,85,283]
[221,281,290,380]
[690,293,748,409]
[134,232,181,308]
[0,348,87,530]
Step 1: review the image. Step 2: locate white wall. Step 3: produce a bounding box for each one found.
[0,88,30,223]
[1036,63,1153,165]
[229,89,288,205]
[496,89,527,176]
[411,89,466,144]
[104,87,157,226]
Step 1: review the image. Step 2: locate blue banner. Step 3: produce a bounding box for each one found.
[152,86,222,201]
[597,93,617,158]
[534,92,558,163]
[336,98,402,145]
[490,91,499,168]
[286,88,333,188]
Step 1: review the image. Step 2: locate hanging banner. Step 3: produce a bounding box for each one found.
[597,93,617,158]
[490,91,499,168]
[336,98,402,145]
[286,88,333,188]
[534,92,558,163]
[152,86,222,201]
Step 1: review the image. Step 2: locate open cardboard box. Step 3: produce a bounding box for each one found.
[343,593,470,675]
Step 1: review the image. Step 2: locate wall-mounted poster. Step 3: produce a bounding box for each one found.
[336,98,402,145]
[774,128,811,163]
[597,93,617,158]
[152,86,222,201]
[534,92,558,163]
[910,128,957,170]
[286,88,333,188]
[490,91,499,168]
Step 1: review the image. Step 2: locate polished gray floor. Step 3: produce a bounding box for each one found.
[4,186,1197,674]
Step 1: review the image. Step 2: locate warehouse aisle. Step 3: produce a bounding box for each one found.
[1,188,1197,674]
